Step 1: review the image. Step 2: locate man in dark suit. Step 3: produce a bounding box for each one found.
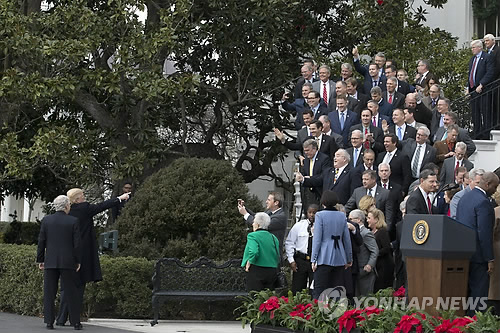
[430,98,450,140]
[346,78,369,113]
[456,172,499,315]
[309,120,339,159]
[384,77,405,111]
[57,189,130,327]
[345,170,393,225]
[319,115,344,148]
[385,65,410,96]
[367,98,391,128]
[414,59,432,90]
[328,81,362,114]
[388,108,417,144]
[238,192,288,258]
[405,93,432,129]
[328,96,360,147]
[37,195,82,330]
[378,163,404,240]
[370,86,393,119]
[346,129,365,168]
[352,149,377,188]
[274,110,314,157]
[297,149,359,205]
[402,126,437,182]
[422,84,441,112]
[312,65,337,108]
[468,39,496,139]
[282,82,313,130]
[352,48,387,95]
[306,90,329,120]
[294,64,319,99]
[433,111,476,157]
[405,169,439,214]
[484,34,500,131]
[299,139,332,212]
[376,134,412,194]
[439,142,474,186]
[349,109,385,155]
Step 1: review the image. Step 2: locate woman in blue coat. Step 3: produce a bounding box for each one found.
[311,191,353,300]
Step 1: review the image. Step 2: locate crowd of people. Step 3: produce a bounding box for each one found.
[238,36,500,314]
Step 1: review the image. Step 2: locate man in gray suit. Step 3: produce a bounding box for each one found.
[439,142,474,187]
[433,111,476,157]
[348,209,378,296]
[449,168,485,219]
[345,170,393,227]
[312,65,336,108]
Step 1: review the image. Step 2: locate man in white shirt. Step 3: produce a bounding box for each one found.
[285,204,319,293]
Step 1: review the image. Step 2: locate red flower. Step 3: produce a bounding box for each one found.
[289,303,313,321]
[434,319,463,333]
[376,0,384,5]
[259,296,281,315]
[393,286,406,298]
[338,309,363,332]
[451,317,474,327]
[363,306,384,316]
[280,296,289,303]
[394,314,423,333]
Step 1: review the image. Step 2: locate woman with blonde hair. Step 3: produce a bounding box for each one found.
[358,195,375,216]
[488,185,500,314]
[366,208,394,292]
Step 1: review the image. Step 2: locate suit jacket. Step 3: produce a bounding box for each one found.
[412,103,432,129]
[37,211,81,269]
[449,185,472,219]
[377,99,394,119]
[388,124,417,141]
[350,92,370,113]
[328,109,360,147]
[430,110,445,138]
[415,71,433,88]
[328,96,362,114]
[433,127,476,157]
[422,96,439,113]
[281,98,308,130]
[378,181,404,232]
[300,151,332,197]
[246,208,288,256]
[353,60,387,95]
[372,113,392,128]
[345,186,394,225]
[439,157,474,186]
[285,127,310,158]
[294,77,319,99]
[384,91,405,111]
[317,134,339,160]
[468,51,495,91]
[346,146,365,168]
[357,225,379,270]
[487,45,500,79]
[402,140,437,177]
[348,124,385,154]
[311,209,353,266]
[433,140,454,168]
[395,79,411,96]
[456,188,495,263]
[328,130,345,148]
[304,165,358,205]
[312,80,337,106]
[242,229,280,268]
[376,150,412,194]
[406,187,437,214]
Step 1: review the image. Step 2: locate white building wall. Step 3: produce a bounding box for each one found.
[414,0,474,48]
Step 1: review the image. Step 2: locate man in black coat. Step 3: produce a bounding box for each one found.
[56,189,130,326]
[37,195,82,330]
[405,169,439,214]
[376,134,412,195]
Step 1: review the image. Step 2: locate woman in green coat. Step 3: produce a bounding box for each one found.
[242,212,280,291]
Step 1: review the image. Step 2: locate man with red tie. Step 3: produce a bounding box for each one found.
[405,169,439,214]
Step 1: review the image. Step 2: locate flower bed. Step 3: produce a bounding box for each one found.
[237,288,500,333]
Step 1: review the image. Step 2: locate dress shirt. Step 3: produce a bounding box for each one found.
[367,184,378,197]
[352,147,361,167]
[383,149,397,164]
[336,164,348,179]
[309,151,319,175]
[316,133,323,150]
[380,180,390,189]
[285,219,312,263]
[411,143,426,178]
[396,124,406,140]
[407,121,416,128]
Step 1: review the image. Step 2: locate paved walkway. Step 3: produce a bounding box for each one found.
[0,312,251,333]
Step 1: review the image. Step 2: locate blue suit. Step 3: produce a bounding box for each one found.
[353,60,387,95]
[377,99,394,120]
[311,209,352,299]
[281,98,308,129]
[456,188,495,312]
[328,110,360,147]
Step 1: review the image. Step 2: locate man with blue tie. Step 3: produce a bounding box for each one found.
[468,39,495,139]
[456,172,499,315]
[328,96,359,147]
[352,47,387,95]
[388,108,416,144]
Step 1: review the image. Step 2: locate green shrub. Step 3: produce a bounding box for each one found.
[117,158,263,262]
[3,221,40,245]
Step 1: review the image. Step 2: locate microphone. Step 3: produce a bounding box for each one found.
[431,182,460,209]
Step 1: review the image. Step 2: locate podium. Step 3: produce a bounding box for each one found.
[400,215,476,315]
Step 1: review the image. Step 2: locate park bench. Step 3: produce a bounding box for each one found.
[150,256,247,326]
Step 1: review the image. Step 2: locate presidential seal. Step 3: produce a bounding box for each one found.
[412,220,429,245]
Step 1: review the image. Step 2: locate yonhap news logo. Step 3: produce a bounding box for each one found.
[318,286,349,319]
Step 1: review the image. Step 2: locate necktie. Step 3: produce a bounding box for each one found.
[454,160,460,177]
[439,115,444,127]
[367,188,372,197]
[397,127,403,141]
[383,183,387,189]
[334,168,339,183]
[372,116,376,127]
[469,56,478,88]
[340,112,345,131]
[309,158,314,176]
[372,80,377,87]
[384,152,392,164]
[323,83,328,106]
[442,129,448,140]
[364,128,370,149]
[427,194,433,214]
[412,145,421,178]
[315,137,321,149]
[388,94,393,104]
[431,99,436,108]
[353,148,358,167]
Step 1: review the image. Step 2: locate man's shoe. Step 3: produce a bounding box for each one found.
[74,323,83,330]
[46,324,54,329]
[55,322,65,326]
